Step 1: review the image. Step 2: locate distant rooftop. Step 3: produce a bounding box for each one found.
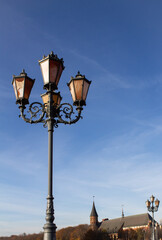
[99,213,153,234]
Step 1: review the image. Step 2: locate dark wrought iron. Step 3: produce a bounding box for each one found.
[57,103,83,124]
[18,96,83,240]
[12,52,91,240]
[146,195,160,240]
[18,100,83,126]
[19,102,45,124]
[17,93,83,240]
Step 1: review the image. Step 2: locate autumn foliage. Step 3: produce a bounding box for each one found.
[0,232,43,240]
[0,226,111,240]
[0,225,89,240]
[0,225,160,240]
[56,224,89,240]
[83,229,111,240]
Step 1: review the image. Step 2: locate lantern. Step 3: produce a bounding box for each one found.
[146,200,151,208]
[67,71,91,106]
[150,195,155,203]
[39,51,65,90]
[41,91,62,107]
[12,69,35,105]
[155,199,160,208]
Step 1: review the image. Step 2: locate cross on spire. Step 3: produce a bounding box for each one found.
[121,205,124,218]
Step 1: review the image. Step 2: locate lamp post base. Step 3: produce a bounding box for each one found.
[43,223,57,240]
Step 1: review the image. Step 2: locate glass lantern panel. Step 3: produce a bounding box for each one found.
[74,79,83,100]
[69,81,76,102]
[150,195,155,202]
[49,60,59,84]
[55,64,63,86]
[42,93,61,106]
[57,95,61,105]
[15,77,25,99]
[13,79,18,100]
[41,93,48,104]
[146,200,150,207]
[53,93,61,105]
[40,59,49,85]
[24,78,34,100]
[82,80,90,101]
[155,200,159,207]
[52,93,58,104]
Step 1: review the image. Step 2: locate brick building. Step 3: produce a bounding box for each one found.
[90,201,160,239]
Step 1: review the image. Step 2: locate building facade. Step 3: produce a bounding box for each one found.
[90,201,160,239]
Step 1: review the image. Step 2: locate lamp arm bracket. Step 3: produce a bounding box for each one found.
[56,103,83,125]
[147,207,152,212]
[19,102,46,124]
[154,206,158,212]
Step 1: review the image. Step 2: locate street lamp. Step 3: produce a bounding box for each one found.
[12,51,91,240]
[146,195,160,240]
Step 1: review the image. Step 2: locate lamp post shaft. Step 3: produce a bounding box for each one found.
[48,120,53,198]
[152,210,155,240]
[43,119,56,240]
[44,87,56,240]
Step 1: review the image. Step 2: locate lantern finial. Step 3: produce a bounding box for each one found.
[77,71,81,76]
[50,51,54,57]
[21,69,27,76]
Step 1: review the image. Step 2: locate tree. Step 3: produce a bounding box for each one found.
[0,233,43,240]
[69,224,89,240]
[136,229,145,240]
[56,227,74,240]
[118,228,145,240]
[56,224,89,240]
[83,229,111,240]
[145,228,152,240]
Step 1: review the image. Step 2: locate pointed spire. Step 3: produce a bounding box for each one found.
[90,200,98,217]
[122,205,124,218]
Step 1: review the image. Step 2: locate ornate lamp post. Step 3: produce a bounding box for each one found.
[146,195,160,240]
[12,51,91,240]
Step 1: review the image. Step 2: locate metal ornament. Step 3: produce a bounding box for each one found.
[12,52,91,240]
[146,195,160,240]
[17,86,83,240]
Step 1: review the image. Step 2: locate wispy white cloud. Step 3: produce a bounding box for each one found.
[0,146,46,176]
[0,220,43,236]
[0,182,45,236]
[68,49,162,91]
[51,116,162,225]
[0,84,13,100]
[2,109,162,234]
[68,49,133,89]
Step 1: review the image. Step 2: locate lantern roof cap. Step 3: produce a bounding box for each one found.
[70,71,85,79]
[12,69,35,85]
[20,69,27,76]
[90,201,98,217]
[75,71,85,78]
[69,71,91,84]
[12,69,30,79]
[39,51,65,69]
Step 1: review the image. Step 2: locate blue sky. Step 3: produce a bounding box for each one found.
[1,0,162,236]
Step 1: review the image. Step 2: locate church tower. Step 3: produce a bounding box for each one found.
[90,201,98,230]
